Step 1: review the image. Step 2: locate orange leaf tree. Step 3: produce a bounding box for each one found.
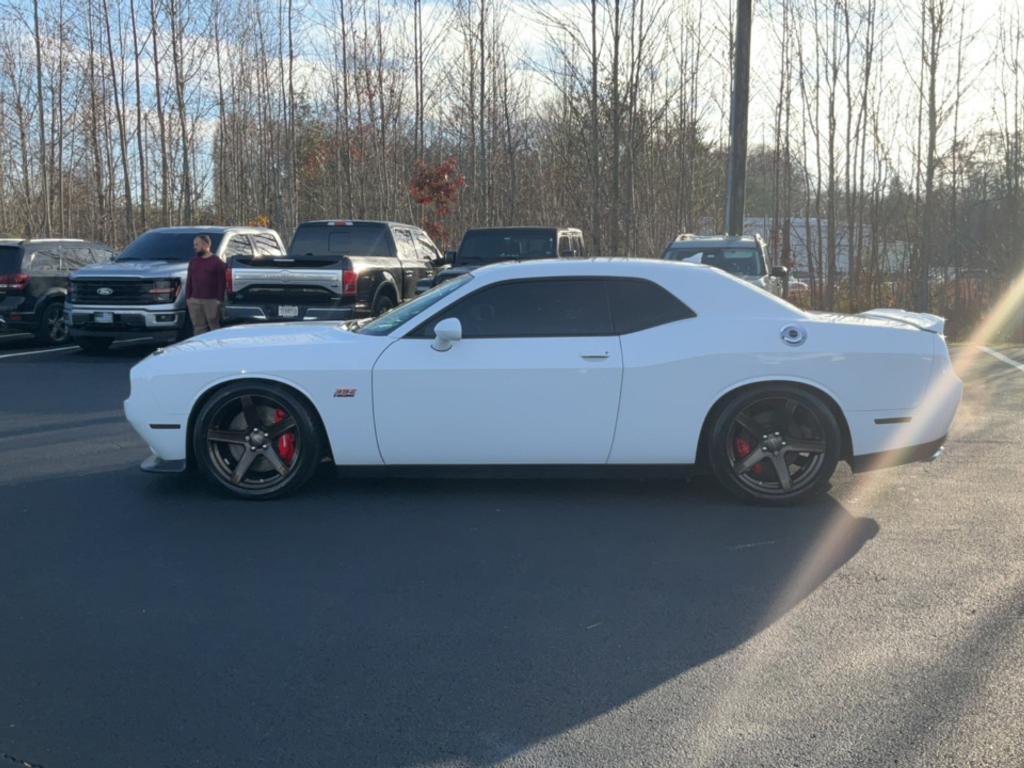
[409,157,466,247]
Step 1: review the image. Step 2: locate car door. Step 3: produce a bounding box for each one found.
[372,277,623,464]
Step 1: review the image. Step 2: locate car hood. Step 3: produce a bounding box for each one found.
[73,260,190,279]
[165,321,361,353]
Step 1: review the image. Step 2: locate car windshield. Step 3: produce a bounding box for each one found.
[457,229,556,265]
[0,245,23,272]
[665,246,765,277]
[353,273,473,336]
[116,231,225,262]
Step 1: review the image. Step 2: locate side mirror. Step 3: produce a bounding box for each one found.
[770,265,789,279]
[444,250,457,264]
[560,249,576,259]
[431,317,462,352]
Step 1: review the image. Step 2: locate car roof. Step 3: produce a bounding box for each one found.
[422,258,803,323]
[300,219,420,229]
[463,226,581,233]
[668,234,758,246]
[144,226,276,234]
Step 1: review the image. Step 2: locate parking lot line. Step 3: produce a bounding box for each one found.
[0,345,78,360]
[981,346,1024,374]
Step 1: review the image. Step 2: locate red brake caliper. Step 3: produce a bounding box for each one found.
[274,408,296,463]
[734,435,763,477]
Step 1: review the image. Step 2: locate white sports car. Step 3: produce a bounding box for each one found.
[124,259,962,504]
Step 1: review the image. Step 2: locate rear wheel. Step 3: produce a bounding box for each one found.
[193,382,322,499]
[708,385,841,506]
[35,302,68,344]
[371,291,396,317]
[76,336,113,354]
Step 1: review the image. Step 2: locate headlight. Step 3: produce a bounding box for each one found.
[148,279,181,303]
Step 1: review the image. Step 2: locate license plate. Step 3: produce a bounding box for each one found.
[95,312,114,324]
[278,305,299,318]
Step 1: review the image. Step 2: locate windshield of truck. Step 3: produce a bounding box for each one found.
[289,222,391,258]
[663,246,765,277]
[116,231,225,262]
[0,246,23,272]
[457,229,556,265]
[353,273,473,336]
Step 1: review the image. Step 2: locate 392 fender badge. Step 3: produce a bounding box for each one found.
[334,388,357,398]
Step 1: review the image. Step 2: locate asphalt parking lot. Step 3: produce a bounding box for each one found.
[1,333,1022,768]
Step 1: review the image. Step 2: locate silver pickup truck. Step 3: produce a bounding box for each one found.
[66,226,285,352]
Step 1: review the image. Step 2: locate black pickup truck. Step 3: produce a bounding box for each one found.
[223,220,445,324]
[417,226,586,293]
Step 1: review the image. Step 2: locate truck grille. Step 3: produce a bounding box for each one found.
[71,279,163,305]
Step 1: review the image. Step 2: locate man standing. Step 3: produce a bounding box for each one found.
[184,234,226,335]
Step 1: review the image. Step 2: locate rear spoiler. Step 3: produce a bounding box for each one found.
[858,308,946,334]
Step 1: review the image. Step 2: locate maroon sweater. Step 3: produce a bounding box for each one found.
[185,254,227,300]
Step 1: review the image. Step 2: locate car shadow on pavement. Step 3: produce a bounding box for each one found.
[2,466,877,767]
[153,470,877,763]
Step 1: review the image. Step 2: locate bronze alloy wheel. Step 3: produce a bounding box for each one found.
[193,383,322,499]
[709,385,841,506]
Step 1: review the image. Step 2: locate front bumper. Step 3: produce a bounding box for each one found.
[223,303,360,323]
[66,302,185,339]
[141,453,188,473]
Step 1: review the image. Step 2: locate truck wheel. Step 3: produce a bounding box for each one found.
[77,337,113,354]
[372,292,396,316]
[35,302,69,345]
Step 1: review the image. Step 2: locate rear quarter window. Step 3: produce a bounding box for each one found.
[610,278,696,333]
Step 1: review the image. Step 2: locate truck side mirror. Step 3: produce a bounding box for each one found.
[770,265,789,279]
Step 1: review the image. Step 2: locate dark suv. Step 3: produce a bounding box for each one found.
[419,226,585,292]
[0,239,115,344]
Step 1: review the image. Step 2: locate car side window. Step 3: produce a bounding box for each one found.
[609,278,696,334]
[223,236,254,259]
[557,235,573,258]
[29,248,61,274]
[252,232,283,256]
[394,229,419,262]
[412,278,614,339]
[414,233,441,263]
[62,246,93,270]
[575,234,586,259]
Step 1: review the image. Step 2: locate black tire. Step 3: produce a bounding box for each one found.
[176,313,194,341]
[192,381,323,499]
[708,384,841,506]
[35,301,69,345]
[371,291,396,317]
[76,336,113,354]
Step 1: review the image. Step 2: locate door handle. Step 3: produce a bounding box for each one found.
[580,353,609,361]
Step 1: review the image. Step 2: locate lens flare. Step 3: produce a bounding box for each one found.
[690,266,1024,768]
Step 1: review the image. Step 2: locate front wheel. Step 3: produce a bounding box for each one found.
[708,385,841,506]
[193,382,323,499]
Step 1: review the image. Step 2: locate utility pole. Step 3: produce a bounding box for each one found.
[724,0,752,237]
